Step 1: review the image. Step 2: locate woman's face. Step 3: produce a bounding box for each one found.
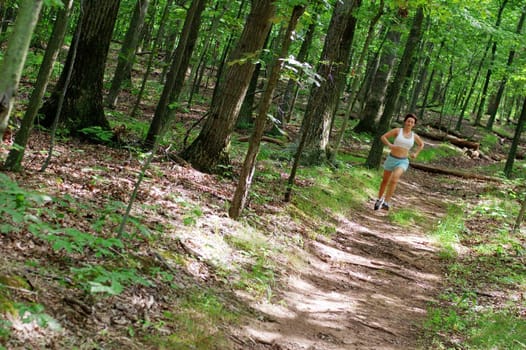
[404,117,416,128]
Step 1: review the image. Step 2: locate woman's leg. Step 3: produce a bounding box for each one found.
[384,167,404,202]
[378,170,392,199]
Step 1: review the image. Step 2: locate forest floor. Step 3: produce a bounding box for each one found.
[0,112,522,349]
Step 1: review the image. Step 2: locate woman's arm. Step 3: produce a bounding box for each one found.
[380,128,399,149]
[411,134,424,159]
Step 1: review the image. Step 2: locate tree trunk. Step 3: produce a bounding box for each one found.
[298,0,361,164]
[187,1,225,107]
[504,95,526,178]
[237,29,272,127]
[512,192,526,234]
[408,26,432,113]
[474,0,508,126]
[180,0,275,173]
[276,20,316,125]
[366,6,424,169]
[144,0,207,147]
[39,0,121,134]
[353,22,399,134]
[237,62,262,127]
[106,0,150,108]
[3,0,73,171]
[0,0,43,138]
[210,0,248,105]
[331,1,383,157]
[486,4,525,131]
[131,0,174,118]
[455,42,490,131]
[229,5,304,219]
[418,39,444,120]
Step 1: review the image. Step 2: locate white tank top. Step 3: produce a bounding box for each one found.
[393,128,414,149]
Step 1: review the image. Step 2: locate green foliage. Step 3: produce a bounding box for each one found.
[281,56,323,87]
[417,143,462,163]
[480,133,499,154]
[469,312,526,349]
[146,290,236,349]
[225,230,276,300]
[71,265,153,296]
[293,165,379,227]
[425,307,467,333]
[13,302,62,331]
[183,205,203,226]
[432,204,464,260]
[31,226,124,257]
[0,173,52,234]
[425,184,526,349]
[388,207,424,227]
[78,126,114,143]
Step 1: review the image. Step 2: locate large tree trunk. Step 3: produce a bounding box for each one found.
[180,0,275,173]
[297,0,361,164]
[39,0,121,134]
[366,6,424,169]
[0,0,43,138]
[144,0,207,147]
[106,0,150,108]
[331,1,383,156]
[3,0,73,171]
[353,22,400,134]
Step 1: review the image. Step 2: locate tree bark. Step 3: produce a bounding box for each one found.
[0,0,43,138]
[353,21,399,134]
[504,95,526,178]
[486,4,525,131]
[474,0,508,126]
[332,1,383,147]
[180,0,276,173]
[276,19,316,125]
[106,0,150,108]
[3,0,73,171]
[144,0,207,147]
[366,6,424,169]
[229,5,304,219]
[131,0,174,118]
[39,0,121,134]
[298,0,361,164]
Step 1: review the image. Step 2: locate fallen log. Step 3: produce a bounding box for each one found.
[410,162,502,182]
[419,130,480,150]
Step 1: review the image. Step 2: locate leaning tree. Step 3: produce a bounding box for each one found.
[180,0,276,173]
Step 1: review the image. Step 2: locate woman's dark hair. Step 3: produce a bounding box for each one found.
[404,113,417,124]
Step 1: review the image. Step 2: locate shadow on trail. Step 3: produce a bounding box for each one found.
[240,170,446,350]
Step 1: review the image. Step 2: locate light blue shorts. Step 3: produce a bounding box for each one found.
[383,154,409,172]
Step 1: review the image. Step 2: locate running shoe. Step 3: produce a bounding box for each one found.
[374,198,384,210]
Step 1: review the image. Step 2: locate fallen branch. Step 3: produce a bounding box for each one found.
[237,135,285,146]
[410,162,502,182]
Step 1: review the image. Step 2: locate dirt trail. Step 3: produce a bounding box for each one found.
[238,170,449,350]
